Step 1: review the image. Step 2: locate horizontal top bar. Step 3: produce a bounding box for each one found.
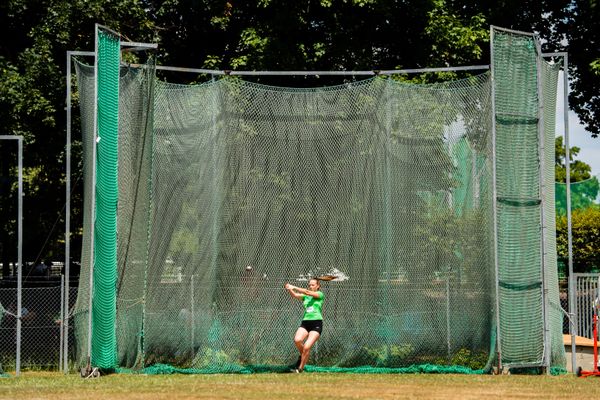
[379,65,489,74]
[68,51,95,57]
[229,70,375,76]
[0,135,24,141]
[490,25,536,37]
[96,23,121,38]
[572,273,600,278]
[129,64,489,76]
[121,41,158,51]
[95,25,158,51]
[542,52,567,57]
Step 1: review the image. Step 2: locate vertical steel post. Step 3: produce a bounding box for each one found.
[59,274,65,370]
[446,276,451,359]
[0,135,23,376]
[191,275,195,357]
[535,37,550,373]
[86,25,100,369]
[16,136,23,377]
[563,54,577,373]
[65,49,94,374]
[64,51,72,374]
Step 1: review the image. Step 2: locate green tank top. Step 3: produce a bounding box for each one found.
[302,291,324,320]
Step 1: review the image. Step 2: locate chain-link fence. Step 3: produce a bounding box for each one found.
[560,273,600,339]
[0,282,78,372]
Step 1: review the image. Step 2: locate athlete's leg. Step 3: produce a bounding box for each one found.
[299,331,320,371]
[294,327,308,354]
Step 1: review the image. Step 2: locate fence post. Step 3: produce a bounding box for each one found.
[59,274,65,370]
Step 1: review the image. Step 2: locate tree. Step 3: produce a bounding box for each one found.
[554,136,599,215]
[0,0,155,274]
[0,0,597,274]
[556,206,600,273]
[548,0,600,137]
[555,136,593,183]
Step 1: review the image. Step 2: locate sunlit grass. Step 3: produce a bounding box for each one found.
[1,371,600,399]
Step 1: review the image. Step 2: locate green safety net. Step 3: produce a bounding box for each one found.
[72,29,121,370]
[93,29,120,369]
[555,175,600,275]
[540,51,566,370]
[73,26,565,373]
[555,175,600,215]
[492,28,564,368]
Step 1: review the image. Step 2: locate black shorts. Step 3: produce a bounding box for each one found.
[300,320,323,334]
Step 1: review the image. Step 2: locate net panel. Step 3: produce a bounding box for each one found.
[555,176,600,216]
[540,57,566,369]
[76,73,496,371]
[73,61,95,366]
[493,29,543,366]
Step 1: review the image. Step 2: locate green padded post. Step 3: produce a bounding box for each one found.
[93,29,120,369]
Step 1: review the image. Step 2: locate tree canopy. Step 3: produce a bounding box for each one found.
[0,0,598,270]
[555,136,593,183]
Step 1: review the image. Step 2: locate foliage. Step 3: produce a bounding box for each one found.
[192,347,237,369]
[448,348,488,370]
[555,176,600,215]
[0,0,598,274]
[549,0,600,137]
[554,135,599,217]
[0,0,156,275]
[554,136,592,183]
[413,207,491,284]
[364,344,415,367]
[556,205,600,272]
[342,344,415,367]
[591,58,600,75]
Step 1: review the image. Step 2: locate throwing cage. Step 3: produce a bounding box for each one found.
[66,25,568,374]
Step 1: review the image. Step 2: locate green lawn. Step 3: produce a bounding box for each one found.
[1,372,600,399]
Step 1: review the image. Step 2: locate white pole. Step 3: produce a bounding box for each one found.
[59,274,65,370]
[446,276,451,359]
[191,275,195,358]
[64,50,94,374]
[16,136,23,377]
[535,38,550,373]
[128,64,489,76]
[86,24,100,369]
[563,54,577,373]
[64,50,71,374]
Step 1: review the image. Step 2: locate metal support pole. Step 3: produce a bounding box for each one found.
[16,136,22,377]
[563,54,577,373]
[0,135,23,376]
[59,274,65,370]
[130,64,489,76]
[446,276,451,359]
[65,50,71,375]
[191,275,195,358]
[85,25,100,370]
[535,38,550,373]
[65,49,95,374]
[489,27,503,371]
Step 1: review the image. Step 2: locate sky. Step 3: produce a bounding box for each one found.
[555,71,600,177]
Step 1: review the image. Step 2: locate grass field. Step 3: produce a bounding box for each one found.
[2,372,600,399]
